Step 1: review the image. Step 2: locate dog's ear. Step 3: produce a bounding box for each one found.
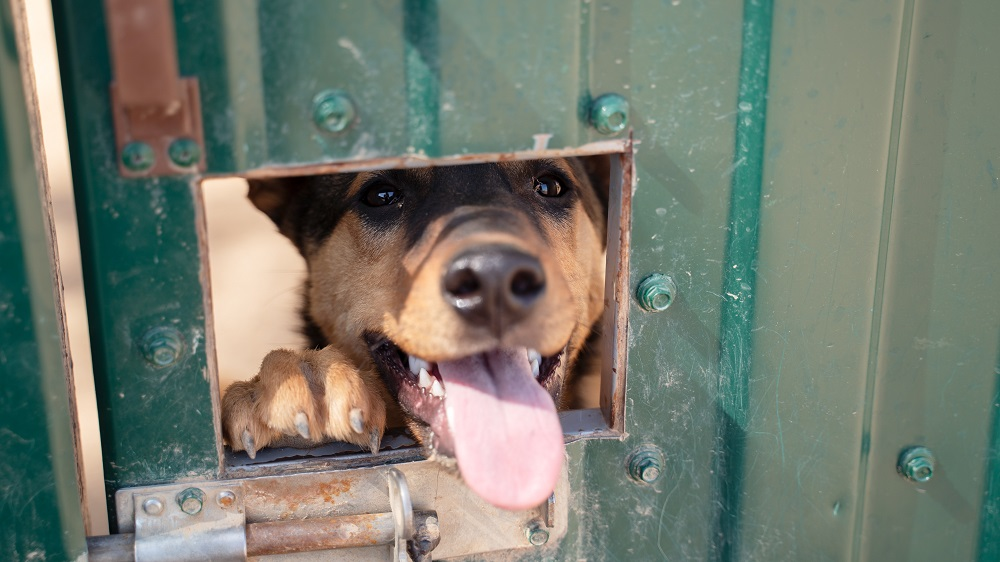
[579,154,611,217]
[247,178,309,241]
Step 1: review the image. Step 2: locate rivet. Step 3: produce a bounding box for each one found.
[898,446,935,483]
[589,93,630,135]
[216,490,236,509]
[627,445,665,484]
[312,90,357,133]
[121,141,155,172]
[176,487,205,515]
[525,523,549,546]
[636,274,677,312]
[142,497,164,516]
[168,138,201,168]
[139,327,185,367]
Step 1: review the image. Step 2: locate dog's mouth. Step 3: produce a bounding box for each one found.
[365,332,565,510]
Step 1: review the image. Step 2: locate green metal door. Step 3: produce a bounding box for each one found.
[36,0,1000,559]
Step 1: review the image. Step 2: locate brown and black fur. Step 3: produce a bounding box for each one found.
[221,157,609,464]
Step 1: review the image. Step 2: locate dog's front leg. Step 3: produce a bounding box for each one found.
[221,347,387,458]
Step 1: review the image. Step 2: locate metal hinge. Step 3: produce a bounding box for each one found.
[87,468,440,561]
[104,0,205,177]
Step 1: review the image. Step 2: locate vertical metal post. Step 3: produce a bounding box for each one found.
[712,0,774,559]
[0,0,88,558]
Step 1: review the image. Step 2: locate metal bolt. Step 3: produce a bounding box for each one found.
[216,490,236,509]
[628,445,665,484]
[176,487,205,515]
[636,274,677,312]
[121,141,155,172]
[898,446,935,483]
[139,326,185,367]
[142,497,164,516]
[312,89,357,133]
[589,93,630,135]
[168,138,201,168]
[525,523,549,546]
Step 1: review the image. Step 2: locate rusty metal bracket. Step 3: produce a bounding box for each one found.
[105,0,205,176]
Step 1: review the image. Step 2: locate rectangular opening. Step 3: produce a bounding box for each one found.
[199,145,632,475]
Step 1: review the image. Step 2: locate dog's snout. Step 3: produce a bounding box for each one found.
[443,246,546,333]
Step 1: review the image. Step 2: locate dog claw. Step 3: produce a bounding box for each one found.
[349,408,365,434]
[369,428,381,454]
[241,430,257,460]
[294,412,310,439]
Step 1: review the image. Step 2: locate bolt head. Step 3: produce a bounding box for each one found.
[589,93,630,135]
[526,526,549,546]
[636,274,677,312]
[142,497,164,515]
[313,90,357,133]
[898,446,935,483]
[216,490,236,508]
[628,445,665,484]
[140,327,184,367]
[176,487,205,515]
[168,138,201,168]
[121,142,155,172]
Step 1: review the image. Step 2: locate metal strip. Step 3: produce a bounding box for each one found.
[403,0,440,156]
[977,336,1000,561]
[711,0,774,560]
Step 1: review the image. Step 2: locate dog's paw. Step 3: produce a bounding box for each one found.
[221,347,386,458]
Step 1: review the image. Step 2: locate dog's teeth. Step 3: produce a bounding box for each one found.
[408,355,430,376]
[531,358,540,378]
[419,368,432,389]
[528,348,541,364]
[430,379,444,398]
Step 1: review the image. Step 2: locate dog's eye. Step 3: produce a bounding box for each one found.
[533,176,564,197]
[362,184,401,207]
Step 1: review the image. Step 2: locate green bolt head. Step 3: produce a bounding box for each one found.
[636,273,677,312]
[526,524,549,546]
[176,487,205,515]
[121,141,155,172]
[589,93,630,135]
[313,89,357,133]
[140,327,185,367]
[627,445,665,484]
[898,446,935,483]
[168,138,201,168]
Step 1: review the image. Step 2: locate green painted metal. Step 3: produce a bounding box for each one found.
[713,1,773,559]
[51,0,220,526]
[0,1,86,558]
[43,0,1000,558]
[979,340,1000,561]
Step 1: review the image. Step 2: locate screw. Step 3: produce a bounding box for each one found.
[525,523,549,546]
[216,490,236,509]
[589,93,630,135]
[168,138,201,168]
[312,90,357,133]
[898,446,935,483]
[628,445,665,484]
[142,497,164,515]
[139,327,185,367]
[121,141,155,172]
[636,274,677,312]
[176,487,205,515]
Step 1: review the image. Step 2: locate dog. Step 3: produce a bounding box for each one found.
[221,156,609,511]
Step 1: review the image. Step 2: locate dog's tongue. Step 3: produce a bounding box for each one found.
[436,348,564,511]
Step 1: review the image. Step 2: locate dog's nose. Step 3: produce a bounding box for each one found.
[443,246,546,333]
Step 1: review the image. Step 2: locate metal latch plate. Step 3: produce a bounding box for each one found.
[133,482,246,562]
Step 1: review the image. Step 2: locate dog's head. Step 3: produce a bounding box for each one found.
[248,157,608,509]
